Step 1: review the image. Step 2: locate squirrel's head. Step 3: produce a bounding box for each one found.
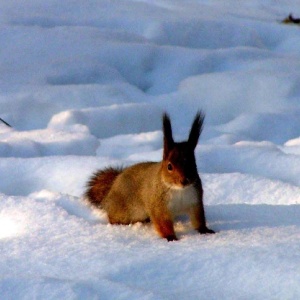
[161,112,204,189]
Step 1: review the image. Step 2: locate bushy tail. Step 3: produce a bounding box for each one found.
[85,167,123,207]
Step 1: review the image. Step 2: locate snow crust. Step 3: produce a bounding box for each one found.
[1,0,300,299]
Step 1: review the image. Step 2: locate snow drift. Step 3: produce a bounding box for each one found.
[1,0,300,299]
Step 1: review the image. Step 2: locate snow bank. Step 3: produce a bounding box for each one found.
[48,103,163,138]
[1,193,300,299]
[1,0,300,299]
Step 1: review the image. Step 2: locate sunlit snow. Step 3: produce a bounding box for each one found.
[1,0,300,299]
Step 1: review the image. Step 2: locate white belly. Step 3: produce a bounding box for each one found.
[167,185,199,217]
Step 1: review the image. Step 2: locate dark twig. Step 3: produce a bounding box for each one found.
[282,14,300,25]
[0,118,12,127]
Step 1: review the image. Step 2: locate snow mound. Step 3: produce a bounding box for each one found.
[1,0,300,298]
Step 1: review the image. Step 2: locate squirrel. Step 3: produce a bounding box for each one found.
[85,112,215,241]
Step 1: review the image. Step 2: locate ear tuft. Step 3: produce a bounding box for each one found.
[188,111,205,149]
[162,113,174,157]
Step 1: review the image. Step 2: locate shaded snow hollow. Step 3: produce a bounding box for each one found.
[1,0,300,299]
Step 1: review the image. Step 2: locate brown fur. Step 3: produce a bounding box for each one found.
[85,167,123,207]
[85,112,214,241]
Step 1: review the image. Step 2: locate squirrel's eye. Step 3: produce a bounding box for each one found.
[167,163,173,171]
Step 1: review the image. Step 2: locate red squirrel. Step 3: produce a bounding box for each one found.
[85,112,214,241]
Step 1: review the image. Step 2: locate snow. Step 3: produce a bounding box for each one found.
[1,0,300,298]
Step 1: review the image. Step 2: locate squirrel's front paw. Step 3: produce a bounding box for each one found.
[198,227,215,234]
[166,235,178,242]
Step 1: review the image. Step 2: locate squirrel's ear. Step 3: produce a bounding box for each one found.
[162,113,174,157]
[188,111,205,149]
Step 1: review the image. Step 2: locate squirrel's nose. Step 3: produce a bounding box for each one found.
[181,178,190,186]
